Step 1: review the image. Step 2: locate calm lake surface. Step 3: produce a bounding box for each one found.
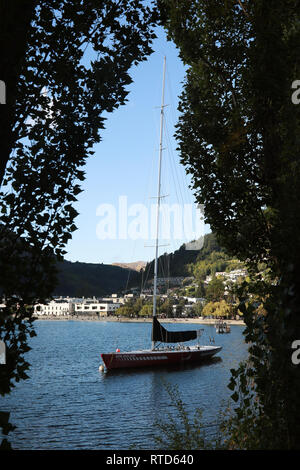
[1,320,248,450]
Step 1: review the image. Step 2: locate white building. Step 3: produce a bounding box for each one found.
[205,269,247,284]
[101,295,125,304]
[74,301,121,316]
[34,300,74,316]
[34,297,121,317]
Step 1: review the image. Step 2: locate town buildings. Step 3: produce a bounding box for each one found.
[34,296,121,317]
[28,268,248,318]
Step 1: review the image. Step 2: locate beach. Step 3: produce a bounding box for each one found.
[33,315,245,326]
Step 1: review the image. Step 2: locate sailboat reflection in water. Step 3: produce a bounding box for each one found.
[100,57,221,371]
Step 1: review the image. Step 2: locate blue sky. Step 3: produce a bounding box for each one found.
[65,27,210,265]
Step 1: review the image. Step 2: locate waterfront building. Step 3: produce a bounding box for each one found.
[74,301,121,316]
[34,299,74,316]
[34,297,122,317]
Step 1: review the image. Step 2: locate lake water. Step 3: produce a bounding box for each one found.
[1,320,248,450]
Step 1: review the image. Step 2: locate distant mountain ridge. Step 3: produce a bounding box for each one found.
[54,233,221,297]
[112,261,147,272]
[54,260,140,297]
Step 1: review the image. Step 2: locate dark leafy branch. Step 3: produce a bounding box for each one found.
[158,0,300,449]
[0,0,158,446]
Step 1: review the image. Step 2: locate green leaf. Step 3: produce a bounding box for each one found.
[231,392,239,403]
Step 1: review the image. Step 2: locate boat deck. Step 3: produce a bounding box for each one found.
[109,345,219,354]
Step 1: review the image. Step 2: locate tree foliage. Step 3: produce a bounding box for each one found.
[153,381,216,450]
[205,276,225,302]
[138,303,153,317]
[0,0,36,184]
[159,0,300,449]
[115,305,134,317]
[202,300,232,318]
[0,0,158,445]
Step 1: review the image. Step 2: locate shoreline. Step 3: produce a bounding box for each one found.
[33,315,245,326]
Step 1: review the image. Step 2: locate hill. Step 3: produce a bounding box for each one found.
[54,260,140,297]
[53,234,229,297]
[111,261,146,272]
[142,233,222,280]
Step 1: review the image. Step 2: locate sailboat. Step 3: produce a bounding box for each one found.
[100,57,222,370]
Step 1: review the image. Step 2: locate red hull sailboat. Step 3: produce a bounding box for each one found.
[101,345,221,370]
[100,57,221,371]
[101,316,221,370]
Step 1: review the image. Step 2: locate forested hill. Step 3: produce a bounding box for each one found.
[142,233,223,280]
[54,260,140,297]
[53,234,225,297]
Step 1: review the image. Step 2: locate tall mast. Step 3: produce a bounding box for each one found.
[152,56,166,348]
